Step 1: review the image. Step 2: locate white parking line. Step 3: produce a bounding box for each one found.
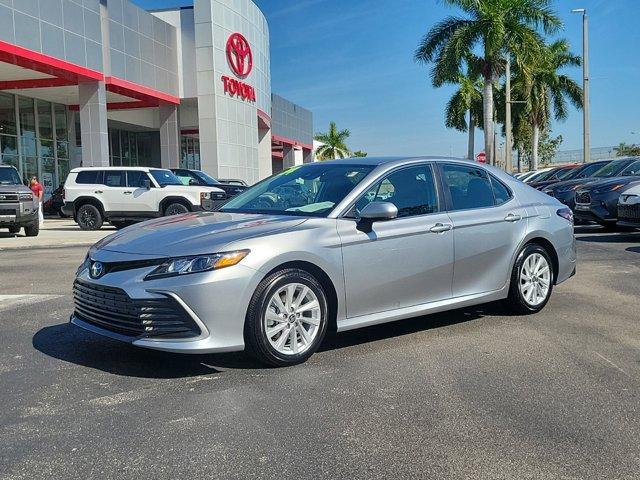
[0,294,63,313]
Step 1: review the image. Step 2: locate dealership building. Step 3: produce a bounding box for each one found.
[0,0,313,197]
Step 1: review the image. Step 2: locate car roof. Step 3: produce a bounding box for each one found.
[69,166,167,173]
[316,156,482,168]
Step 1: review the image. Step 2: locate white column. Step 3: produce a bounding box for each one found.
[78,81,109,167]
[257,127,272,179]
[282,144,295,169]
[160,103,180,169]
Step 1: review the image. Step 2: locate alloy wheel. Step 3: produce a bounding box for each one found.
[80,209,96,228]
[519,253,551,307]
[264,283,322,355]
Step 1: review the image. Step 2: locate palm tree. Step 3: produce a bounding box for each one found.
[415,0,561,165]
[443,68,483,160]
[314,121,351,160]
[520,40,582,169]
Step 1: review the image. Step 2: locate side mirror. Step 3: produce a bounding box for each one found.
[189,178,198,186]
[357,201,398,232]
[141,178,151,190]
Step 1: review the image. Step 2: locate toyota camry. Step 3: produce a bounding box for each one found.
[71,157,576,366]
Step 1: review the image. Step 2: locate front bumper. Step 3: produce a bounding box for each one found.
[0,202,38,226]
[574,192,619,225]
[617,203,640,228]
[70,252,263,353]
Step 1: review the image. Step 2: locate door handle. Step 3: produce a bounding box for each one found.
[430,223,452,233]
[94,190,103,194]
[504,213,522,222]
[123,191,133,195]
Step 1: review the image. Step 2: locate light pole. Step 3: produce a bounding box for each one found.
[572,8,590,163]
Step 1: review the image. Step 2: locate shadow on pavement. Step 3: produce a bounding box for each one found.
[32,322,257,378]
[626,246,640,254]
[33,302,509,377]
[576,232,640,243]
[319,301,510,352]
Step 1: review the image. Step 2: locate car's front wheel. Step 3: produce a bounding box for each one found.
[506,244,554,314]
[245,268,329,367]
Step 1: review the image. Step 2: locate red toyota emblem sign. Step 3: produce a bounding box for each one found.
[226,33,253,78]
[476,151,487,163]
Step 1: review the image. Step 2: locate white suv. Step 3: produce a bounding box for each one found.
[62,167,226,230]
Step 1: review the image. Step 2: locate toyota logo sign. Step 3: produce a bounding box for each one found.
[90,261,105,279]
[226,33,253,78]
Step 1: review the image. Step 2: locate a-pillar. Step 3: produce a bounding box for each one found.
[78,81,109,167]
[303,147,313,164]
[282,144,295,169]
[160,103,180,169]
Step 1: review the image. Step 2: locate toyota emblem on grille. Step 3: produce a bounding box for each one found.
[0,195,5,200]
[90,261,105,279]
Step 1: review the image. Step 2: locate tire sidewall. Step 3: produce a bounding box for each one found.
[511,244,554,313]
[77,204,102,230]
[247,269,328,366]
[165,202,189,216]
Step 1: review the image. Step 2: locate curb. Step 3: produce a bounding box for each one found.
[0,242,96,252]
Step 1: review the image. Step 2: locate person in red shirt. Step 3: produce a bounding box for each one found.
[29,176,44,226]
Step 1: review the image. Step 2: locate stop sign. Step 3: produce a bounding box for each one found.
[476,151,486,163]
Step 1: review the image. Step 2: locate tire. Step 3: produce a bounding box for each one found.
[244,268,329,367]
[24,221,39,237]
[164,202,189,216]
[76,204,103,231]
[111,221,132,230]
[8,225,20,234]
[505,244,554,314]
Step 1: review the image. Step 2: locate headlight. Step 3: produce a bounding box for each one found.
[200,191,211,200]
[76,253,90,276]
[19,192,34,201]
[621,194,640,205]
[144,250,249,280]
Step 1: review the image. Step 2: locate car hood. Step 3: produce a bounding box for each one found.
[583,176,640,192]
[549,177,603,192]
[93,212,307,257]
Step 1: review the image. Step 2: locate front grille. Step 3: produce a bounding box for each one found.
[73,279,201,339]
[575,191,591,204]
[0,208,16,215]
[0,193,19,203]
[618,204,640,221]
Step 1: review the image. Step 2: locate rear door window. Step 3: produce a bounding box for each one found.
[442,164,495,211]
[490,176,512,205]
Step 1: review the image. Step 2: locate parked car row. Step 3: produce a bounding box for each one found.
[518,158,640,230]
[61,167,248,230]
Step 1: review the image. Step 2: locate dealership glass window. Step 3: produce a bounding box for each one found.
[2,155,20,173]
[23,156,38,184]
[1,135,18,157]
[0,93,17,136]
[180,135,201,170]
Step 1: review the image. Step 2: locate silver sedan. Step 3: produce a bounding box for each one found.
[71,157,576,366]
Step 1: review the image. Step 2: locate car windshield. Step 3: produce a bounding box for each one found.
[568,162,608,179]
[556,167,576,180]
[194,171,220,185]
[593,160,633,178]
[221,163,374,217]
[534,169,559,182]
[0,168,22,185]
[620,159,640,176]
[150,169,183,186]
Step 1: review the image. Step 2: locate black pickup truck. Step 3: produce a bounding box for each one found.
[0,165,40,236]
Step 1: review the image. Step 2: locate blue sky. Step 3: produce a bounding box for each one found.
[136,0,640,156]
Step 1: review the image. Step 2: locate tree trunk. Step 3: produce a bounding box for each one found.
[467,111,475,160]
[482,76,494,165]
[531,125,540,170]
[517,146,523,173]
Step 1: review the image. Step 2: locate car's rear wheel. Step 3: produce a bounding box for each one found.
[506,244,554,314]
[245,268,329,367]
[164,202,189,216]
[76,204,103,230]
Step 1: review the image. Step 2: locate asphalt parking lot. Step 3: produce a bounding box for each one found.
[1,226,639,479]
